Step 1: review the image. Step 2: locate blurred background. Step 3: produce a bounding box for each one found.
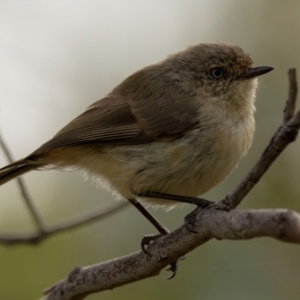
[0,1,300,299]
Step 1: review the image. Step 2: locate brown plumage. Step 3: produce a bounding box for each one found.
[0,42,273,209]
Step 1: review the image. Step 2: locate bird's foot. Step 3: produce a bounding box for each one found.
[141,232,184,279]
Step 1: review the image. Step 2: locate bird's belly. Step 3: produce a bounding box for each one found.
[110,128,248,207]
[131,146,239,207]
[75,125,252,208]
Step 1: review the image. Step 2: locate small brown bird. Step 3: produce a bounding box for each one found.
[0,42,273,277]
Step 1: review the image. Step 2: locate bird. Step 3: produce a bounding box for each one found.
[0,42,273,277]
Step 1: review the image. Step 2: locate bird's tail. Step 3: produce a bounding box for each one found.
[0,159,36,186]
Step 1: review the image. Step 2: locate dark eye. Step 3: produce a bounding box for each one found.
[211,68,224,79]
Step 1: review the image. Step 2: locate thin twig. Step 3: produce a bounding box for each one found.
[41,208,300,300]
[0,201,128,245]
[0,133,47,231]
[0,129,129,244]
[283,69,298,123]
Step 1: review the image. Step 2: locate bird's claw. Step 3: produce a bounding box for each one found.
[141,233,167,256]
[165,261,178,280]
[141,233,183,279]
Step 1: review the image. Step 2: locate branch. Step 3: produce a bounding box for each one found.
[0,133,47,231]
[0,201,129,245]
[0,133,129,245]
[41,68,300,300]
[41,208,300,300]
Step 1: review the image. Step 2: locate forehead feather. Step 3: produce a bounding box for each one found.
[183,42,253,69]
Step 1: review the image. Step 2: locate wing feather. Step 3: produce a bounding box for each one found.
[31,72,199,157]
[34,97,151,154]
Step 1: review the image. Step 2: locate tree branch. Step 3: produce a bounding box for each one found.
[40,68,300,300]
[0,134,129,245]
[40,208,300,300]
[0,201,129,245]
[0,133,47,231]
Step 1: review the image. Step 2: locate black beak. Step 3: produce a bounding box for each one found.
[239,66,274,79]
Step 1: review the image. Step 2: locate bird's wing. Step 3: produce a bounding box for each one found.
[32,88,199,155]
[34,97,151,153]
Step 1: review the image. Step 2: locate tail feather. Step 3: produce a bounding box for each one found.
[0,159,35,186]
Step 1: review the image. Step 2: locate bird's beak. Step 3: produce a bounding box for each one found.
[239,66,274,79]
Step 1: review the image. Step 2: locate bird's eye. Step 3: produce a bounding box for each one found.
[211,68,224,79]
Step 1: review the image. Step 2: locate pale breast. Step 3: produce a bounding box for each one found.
[69,113,255,209]
[117,115,254,208]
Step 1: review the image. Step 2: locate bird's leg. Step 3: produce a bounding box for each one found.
[133,191,213,232]
[128,198,178,279]
[128,198,169,253]
[135,191,212,207]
